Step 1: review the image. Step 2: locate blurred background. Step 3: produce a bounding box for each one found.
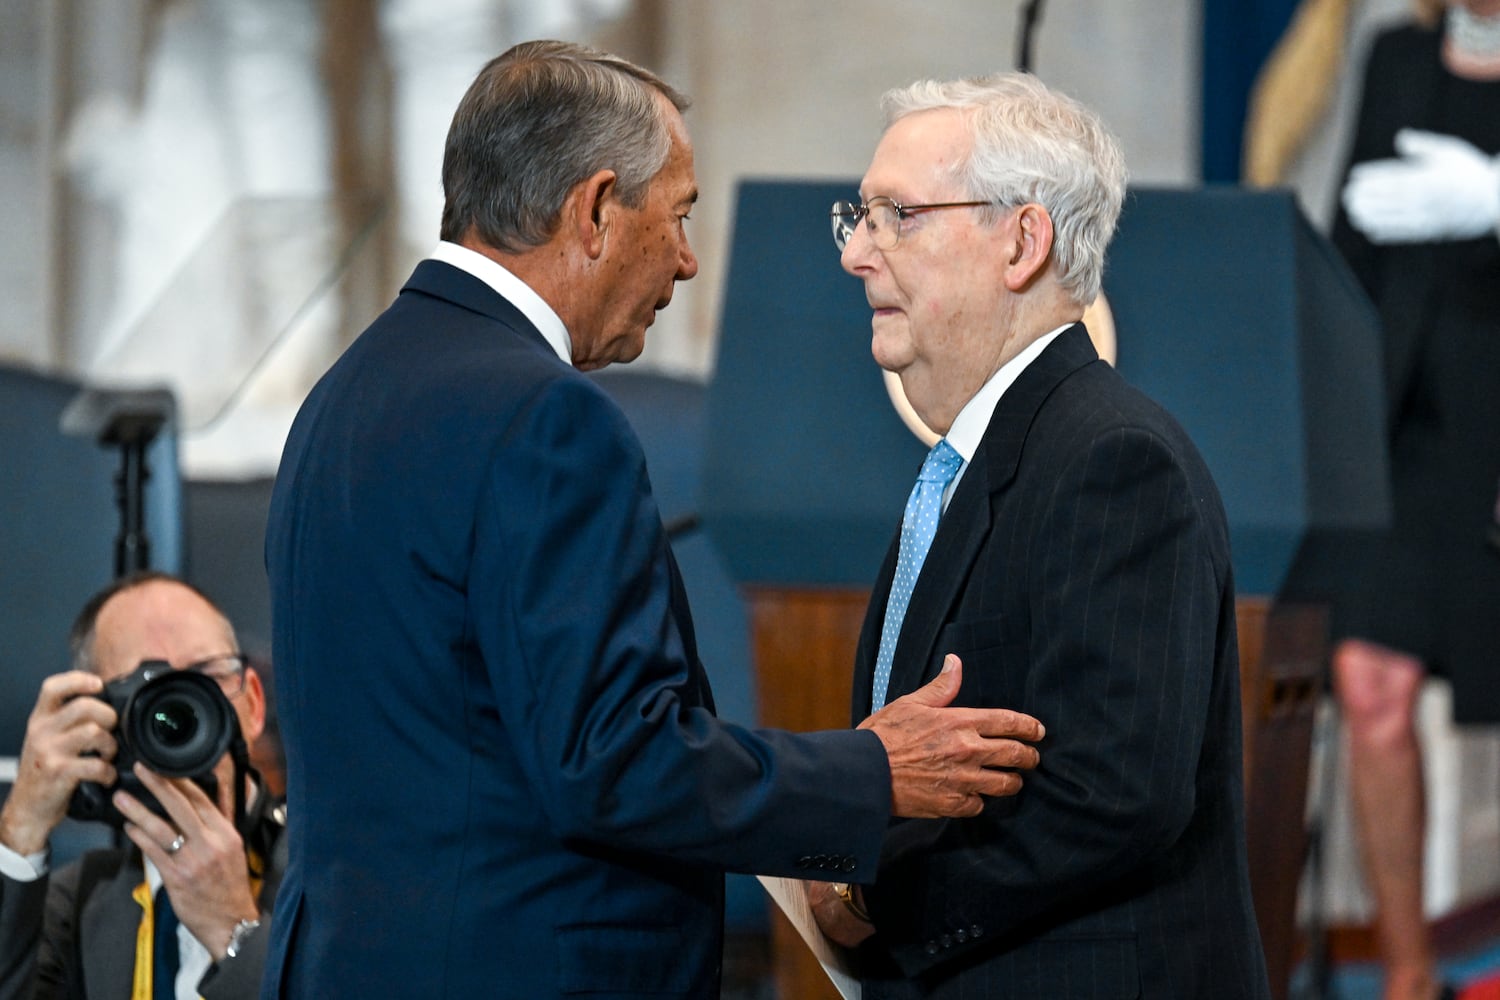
[1,0,1414,454]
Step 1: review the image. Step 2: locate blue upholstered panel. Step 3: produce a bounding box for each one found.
[0,365,182,755]
[1107,187,1390,596]
[705,180,1390,599]
[703,179,927,588]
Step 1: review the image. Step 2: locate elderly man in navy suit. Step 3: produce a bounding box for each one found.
[262,41,1047,999]
[809,72,1271,998]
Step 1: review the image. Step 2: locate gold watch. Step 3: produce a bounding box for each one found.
[830,882,871,923]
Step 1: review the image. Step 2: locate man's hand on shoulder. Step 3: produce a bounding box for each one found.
[860,655,1043,819]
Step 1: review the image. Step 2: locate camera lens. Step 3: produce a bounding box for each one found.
[150,699,200,748]
[68,660,240,827]
[123,671,235,777]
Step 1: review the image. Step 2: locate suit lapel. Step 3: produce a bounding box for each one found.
[881,324,1102,701]
[80,854,150,993]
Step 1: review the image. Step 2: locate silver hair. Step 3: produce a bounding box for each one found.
[440,40,690,251]
[880,72,1127,305]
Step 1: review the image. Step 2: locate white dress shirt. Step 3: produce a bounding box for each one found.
[428,241,573,365]
[940,323,1074,509]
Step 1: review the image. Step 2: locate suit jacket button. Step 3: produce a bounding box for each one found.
[841,856,856,872]
[796,856,812,869]
[970,925,984,938]
[954,928,968,944]
[924,941,939,956]
[940,934,953,949]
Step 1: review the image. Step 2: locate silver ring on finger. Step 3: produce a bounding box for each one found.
[166,834,186,855]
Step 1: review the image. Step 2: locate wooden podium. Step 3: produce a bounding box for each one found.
[744,588,866,1000]
[704,182,1388,999]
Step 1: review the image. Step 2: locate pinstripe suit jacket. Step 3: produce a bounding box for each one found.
[851,325,1271,999]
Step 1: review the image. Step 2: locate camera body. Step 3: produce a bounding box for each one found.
[68,659,240,826]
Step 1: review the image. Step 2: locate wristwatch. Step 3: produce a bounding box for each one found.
[830,882,871,923]
[224,917,262,960]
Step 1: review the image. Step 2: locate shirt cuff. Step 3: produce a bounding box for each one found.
[0,838,49,882]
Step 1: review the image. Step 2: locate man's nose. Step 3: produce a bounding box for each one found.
[678,235,699,281]
[840,222,875,274]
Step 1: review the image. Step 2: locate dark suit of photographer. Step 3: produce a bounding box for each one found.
[0,572,285,1000]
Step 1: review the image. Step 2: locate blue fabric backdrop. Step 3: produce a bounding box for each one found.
[1201,0,1301,181]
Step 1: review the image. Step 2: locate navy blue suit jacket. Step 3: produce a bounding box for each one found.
[261,260,891,998]
[852,326,1270,998]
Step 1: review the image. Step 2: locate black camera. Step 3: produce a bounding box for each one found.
[68,659,240,826]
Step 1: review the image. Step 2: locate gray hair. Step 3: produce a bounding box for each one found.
[440,40,690,251]
[880,72,1127,305]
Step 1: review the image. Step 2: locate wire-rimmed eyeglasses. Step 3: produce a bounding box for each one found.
[187,653,249,696]
[830,196,994,251]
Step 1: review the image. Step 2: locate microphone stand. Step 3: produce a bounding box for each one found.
[59,386,174,577]
[1017,0,1046,73]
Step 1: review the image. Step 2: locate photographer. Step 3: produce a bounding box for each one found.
[0,572,285,1000]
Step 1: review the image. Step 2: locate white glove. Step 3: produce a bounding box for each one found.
[1341,128,1500,243]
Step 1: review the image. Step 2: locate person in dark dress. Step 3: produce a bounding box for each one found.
[1330,2,1500,998]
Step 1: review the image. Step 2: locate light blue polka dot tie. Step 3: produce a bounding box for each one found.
[872,438,963,710]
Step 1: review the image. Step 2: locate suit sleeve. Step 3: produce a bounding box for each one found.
[0,863,80,1000]
[468,377,891,879]
[0,870,47,1000]
[865,424,1227,975]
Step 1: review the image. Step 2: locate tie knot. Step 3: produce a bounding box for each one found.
[917,439,962,484]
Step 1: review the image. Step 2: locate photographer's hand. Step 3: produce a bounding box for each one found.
[117,764,260,961]
[0,671,117,856]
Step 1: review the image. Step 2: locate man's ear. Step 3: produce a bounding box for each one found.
[241,666,267,743]
[566,168,619,260]
[1003,203,1055,291]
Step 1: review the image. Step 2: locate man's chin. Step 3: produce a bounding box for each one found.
[575,337,645,371]
[870,335,913,376]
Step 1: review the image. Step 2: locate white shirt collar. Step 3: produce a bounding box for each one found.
[938,323,1074,508]
[944,323,1075,464]
[428,241,573,365]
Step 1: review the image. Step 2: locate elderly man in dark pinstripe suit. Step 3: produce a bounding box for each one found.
[811,71,1272,998]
